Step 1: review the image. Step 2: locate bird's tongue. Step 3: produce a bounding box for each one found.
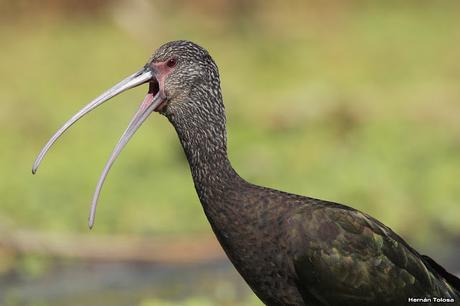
[140,93,155,111]
[145,92,166,113]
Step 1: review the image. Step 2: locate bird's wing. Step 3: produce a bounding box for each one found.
[289,202,460,305]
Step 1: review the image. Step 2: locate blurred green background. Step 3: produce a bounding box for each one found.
[1,0,459,305]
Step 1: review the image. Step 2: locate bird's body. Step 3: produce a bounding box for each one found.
[33,40,460,305]
[196,179,460,305]
[168,77,460,305]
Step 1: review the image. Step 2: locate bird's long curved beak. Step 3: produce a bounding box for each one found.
[32,66,165,229]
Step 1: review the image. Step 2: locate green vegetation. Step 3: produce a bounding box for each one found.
[0,1,459,305]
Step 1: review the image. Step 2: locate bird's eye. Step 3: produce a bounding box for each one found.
[167,58,177,68]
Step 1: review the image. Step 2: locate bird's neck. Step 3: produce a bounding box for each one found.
[165,88,243,208]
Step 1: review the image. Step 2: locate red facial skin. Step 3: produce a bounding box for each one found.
[150,58,177,112]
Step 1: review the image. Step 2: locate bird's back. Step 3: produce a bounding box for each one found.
[288,198,460,305]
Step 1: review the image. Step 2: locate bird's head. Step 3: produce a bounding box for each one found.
[32,40,222,228]
[147,40,221,116]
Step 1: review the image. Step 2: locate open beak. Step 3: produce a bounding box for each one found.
[32,66,165,229]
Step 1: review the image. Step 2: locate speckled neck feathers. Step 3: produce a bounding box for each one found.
[163,76,241,206]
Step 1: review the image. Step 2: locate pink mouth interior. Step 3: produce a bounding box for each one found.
[140,93,154,112]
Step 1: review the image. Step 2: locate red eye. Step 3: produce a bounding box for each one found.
[167,58,177,68]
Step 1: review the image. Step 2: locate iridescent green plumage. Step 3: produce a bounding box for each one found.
[290,202,459,305]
